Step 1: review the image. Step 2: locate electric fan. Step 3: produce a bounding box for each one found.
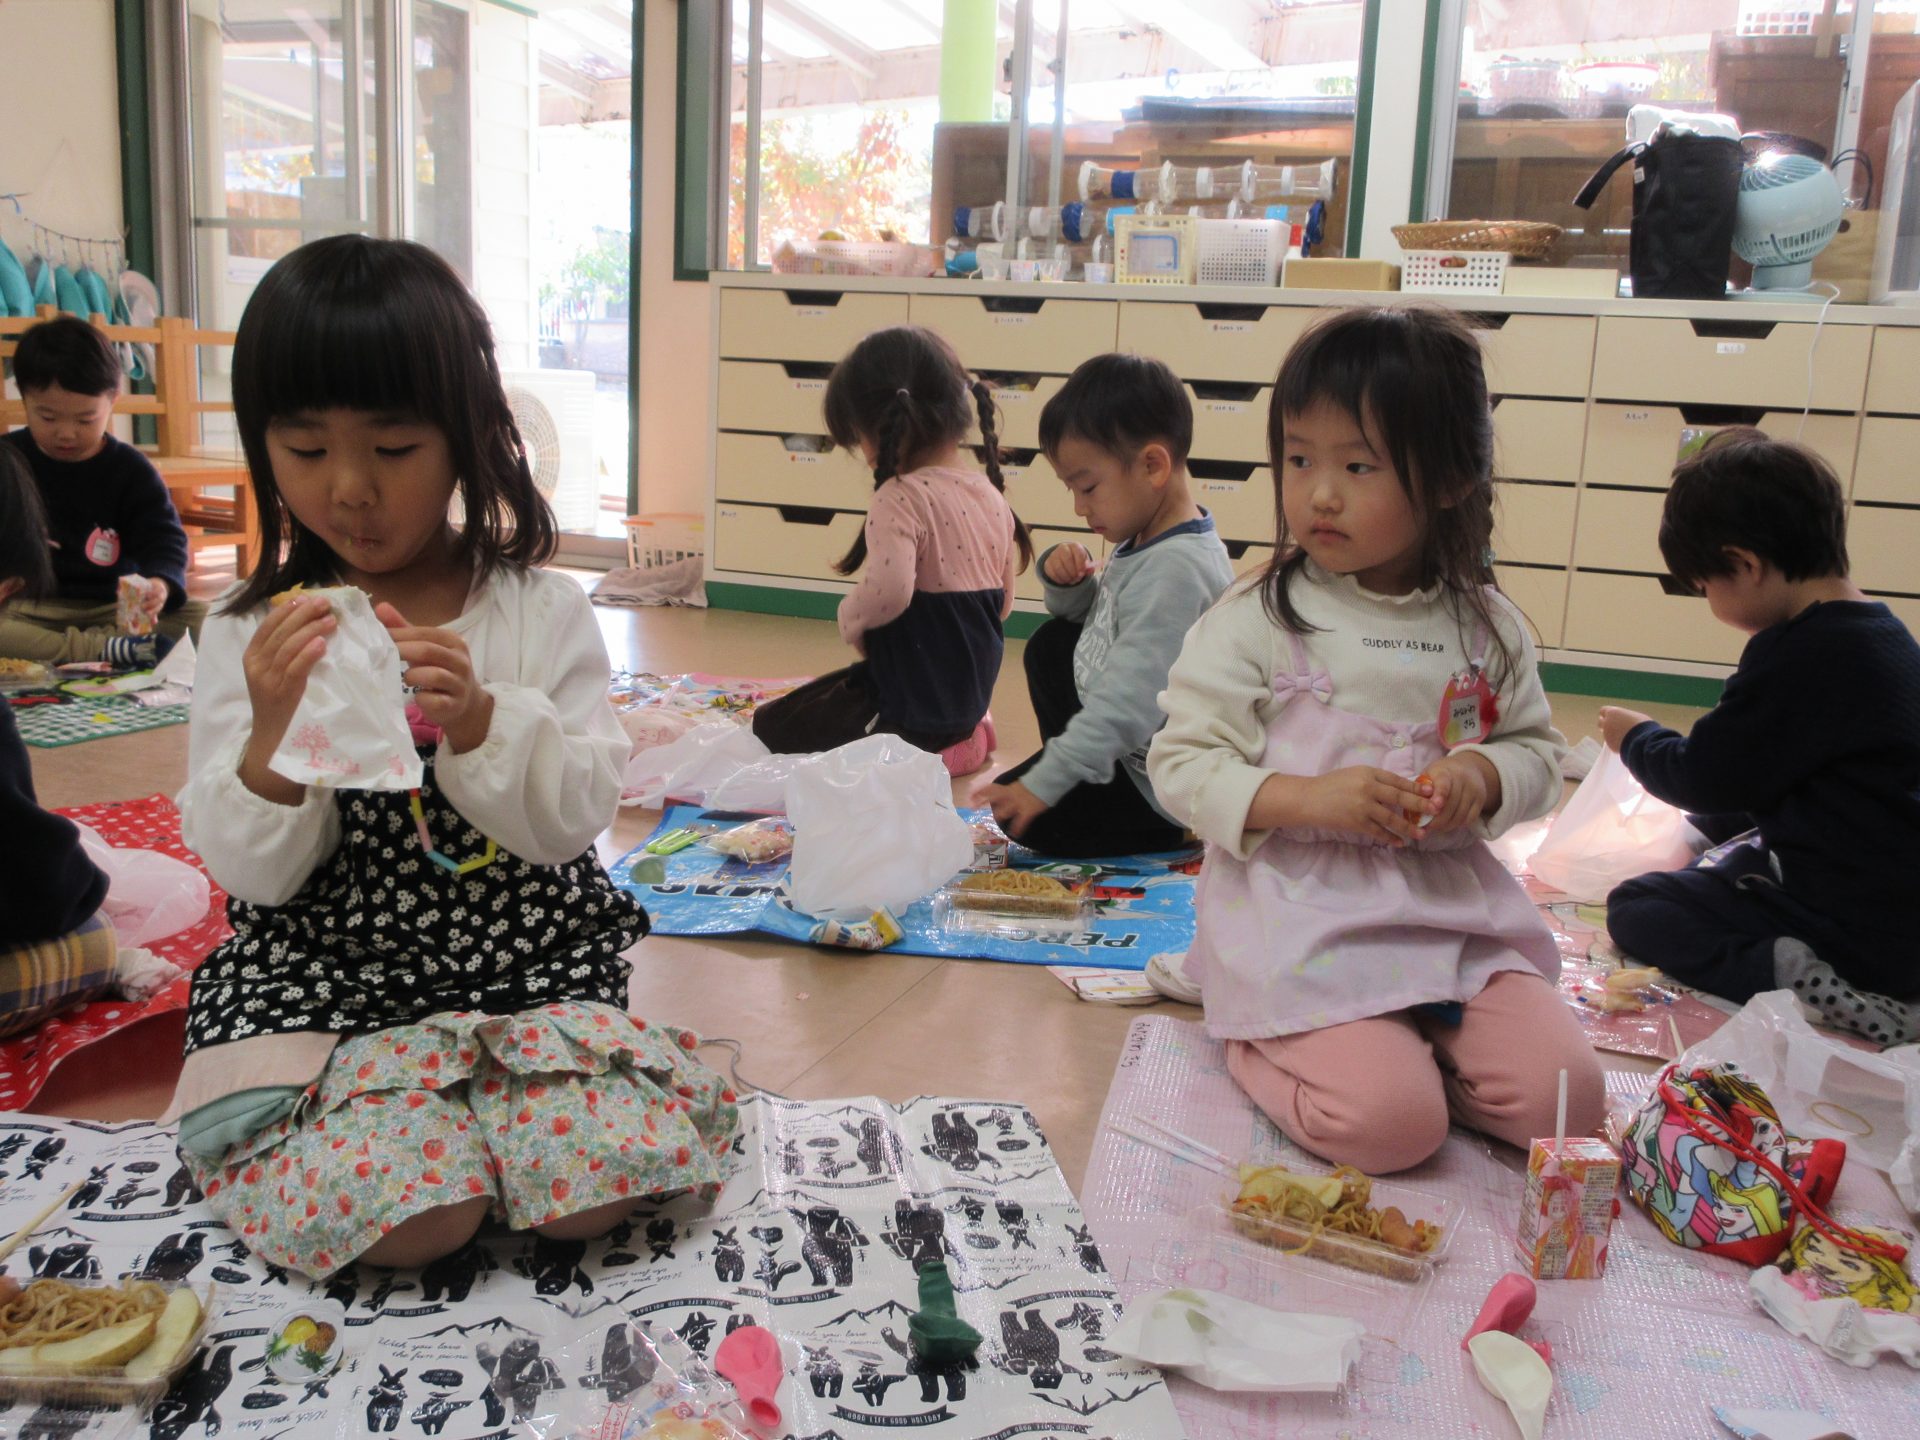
[1733,150,1845,292]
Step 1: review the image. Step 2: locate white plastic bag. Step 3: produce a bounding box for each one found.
[72,822,210,948]
[1530,750,1696,901]
[621,721,799,810]
[268,587,421,791]
[786,734,974,919]
[1109,1288,1363,1393]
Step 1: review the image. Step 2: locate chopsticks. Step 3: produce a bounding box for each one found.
[1107,1114,1239,1176]
[0,1178,86,1265]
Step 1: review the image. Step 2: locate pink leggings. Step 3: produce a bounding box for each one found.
[1227,971,1606,1174]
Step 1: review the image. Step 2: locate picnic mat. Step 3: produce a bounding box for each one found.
[0,1097,1186,1440]
[609,672,807,752]
[11,695,191,748]
[614,805,1200,971]
[0,796,229,1110]
[1079,1014,1919,1440]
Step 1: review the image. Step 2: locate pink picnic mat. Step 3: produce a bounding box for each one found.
[0,795,228,1109]
[1080,1015,1917,1440]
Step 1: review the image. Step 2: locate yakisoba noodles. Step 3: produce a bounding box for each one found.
[949,869,1085,919]
[1230,1165,1444,1281]
[957,871,1072,897]
[0,1281,168,1350]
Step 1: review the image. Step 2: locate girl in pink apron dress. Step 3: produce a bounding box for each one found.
[1148,307,1605,1174]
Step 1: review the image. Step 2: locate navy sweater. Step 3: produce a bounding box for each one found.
[0,700,108,944]
[3,429,191,610]
[1621,600,1920,987]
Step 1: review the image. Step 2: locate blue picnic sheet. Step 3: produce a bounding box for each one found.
[611,804,1200,970]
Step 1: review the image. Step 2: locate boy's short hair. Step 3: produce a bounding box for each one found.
[1659,428,1849,587]
[1038,352,1192,468]
[11,316,121,398]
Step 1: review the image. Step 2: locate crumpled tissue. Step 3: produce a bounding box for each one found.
[267,587,422,791]
[1108,1288,1363,1393]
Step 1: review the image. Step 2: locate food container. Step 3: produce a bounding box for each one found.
[0,1281,219,1410]
[934,881,1092,938]
[1218,1173,1459,1283]
[0,660,54,692]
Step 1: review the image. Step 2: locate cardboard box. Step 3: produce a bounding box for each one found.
[1281,257,1401,291]
[1516,1137,1621,1279]
[1502,266,1621,299]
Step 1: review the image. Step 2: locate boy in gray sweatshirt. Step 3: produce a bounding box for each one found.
[982,354,1234,857]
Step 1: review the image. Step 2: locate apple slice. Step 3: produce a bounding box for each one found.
[0,1314,158,1375]
[125,1289,204,1381]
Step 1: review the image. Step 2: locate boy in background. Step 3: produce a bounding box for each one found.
[982,353,1233,861]
[1,316,201,666]
[1601,429,1920,1042]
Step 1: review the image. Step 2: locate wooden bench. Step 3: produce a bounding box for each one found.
[1,305,259,575]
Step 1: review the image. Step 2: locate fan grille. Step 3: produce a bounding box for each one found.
[507,387,562,500]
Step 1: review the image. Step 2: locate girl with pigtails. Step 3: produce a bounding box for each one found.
[751,325,1031,759]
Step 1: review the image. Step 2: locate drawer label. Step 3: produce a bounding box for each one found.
[792,307,831,318]
[992,388,1032,404]
[1201,401,1249,414]
[1197,479,1241,494]
[785,452,825,465]
[1623,410,1652,423]
[992,314,1035,326]
[1208,320,1254,333]
[1715,341,1748,356]
[789,379,826,392]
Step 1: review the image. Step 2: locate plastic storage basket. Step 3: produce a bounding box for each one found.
[1114,213,1198,285]
[1400,249,1510,294]
[1197,218,1289,287]
[624,512,705,571]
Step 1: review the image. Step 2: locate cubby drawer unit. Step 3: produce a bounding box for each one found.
[718,289,909,363]
[1016,526,1101,603]
[969,375,1067,451]
[1582,405,1859,490]
[1492,398,1586,483]
[716,360,832,433]
[1571,487,1664,573]
[1227,540,1274,578]
[1191,468,1275,544]
[713,503,862,583]
[1117,301,1314,383]
[1475,315,1595,399]
[1563,572,1744,665]
[1867,327,1920,414]
[1849,505,1920,594]
[1852,417,1920,504]
[1591,317,1870,410]
[715,433,871,512]
[1002,452,1080,529]
[1494,482,1577,567]
[1189,385,1272,463]
[911,295,1116,372]
[1495,564,1567,648]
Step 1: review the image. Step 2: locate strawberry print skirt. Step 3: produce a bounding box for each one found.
[183,1000,740,1279]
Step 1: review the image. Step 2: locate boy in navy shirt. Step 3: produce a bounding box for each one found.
[0,316,201,666]
[1601,430,1920,1042]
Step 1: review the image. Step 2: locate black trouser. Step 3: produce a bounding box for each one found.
[1606,832,1873,1005]
[750,663,969,756]
[993,619,1187,860]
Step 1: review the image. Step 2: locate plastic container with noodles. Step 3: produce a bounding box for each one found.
[1217,1167,1459,1283]
[0,1281,219,1411]
[934,873,1092,938]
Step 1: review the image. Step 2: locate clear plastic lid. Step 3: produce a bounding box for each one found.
[0,1280,220,1412]
[1215,1169,1460,1284]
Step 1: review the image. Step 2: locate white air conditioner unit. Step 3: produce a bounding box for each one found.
[500,368,599,533]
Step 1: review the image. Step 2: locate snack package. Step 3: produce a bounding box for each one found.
[116,575,163,638]
[704,818,794,865]
[267,586,423,791]
[1516,1137,1620,1280]
[813,908,904,951]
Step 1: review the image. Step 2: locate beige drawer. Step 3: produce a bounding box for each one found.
[1853,417,1920,503]
[1494,481,1577,567]
[713,502,862,583]
[1475,315,1595,399]
[1592,317,1870,410]
[1227,540,1275,579]
[1192,468,1275,545]
[1877,592,1920,644]
[1571,486,1665,573]
[716,360,831,433]
[967,375,1067,451]
[1493,398,1586,483]
[1189,385,1272,463]
[1867,327,1920,414]
[1564,571,1744,665]
[1495,564,1567,648]
[1016,526,1102,603]
[1117,301,1316,383]
[1582,404,1859,490]
[911,294,1115,372]
[718,288,909,363]
[1001,452,1080,529]
[1849,503,1920,593]
[715,432,872,512]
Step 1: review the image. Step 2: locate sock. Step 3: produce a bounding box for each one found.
[907,1259,981,1366]
[101,632,175,671]
[1774,938,1920,1046]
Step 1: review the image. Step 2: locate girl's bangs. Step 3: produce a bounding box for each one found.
[245,279,457,429]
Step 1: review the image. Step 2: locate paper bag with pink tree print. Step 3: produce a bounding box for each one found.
[268,586,424,791]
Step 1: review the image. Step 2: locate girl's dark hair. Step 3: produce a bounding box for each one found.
[1659,427,1849,587]
[0,445,54,601]
[224,235,556,613]
[821,325,1032,576]
[1262,305,1520,687]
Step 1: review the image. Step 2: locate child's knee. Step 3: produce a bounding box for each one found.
[1491,1049,1606,1142]
[1229,1041,1448,1173]
[357,1195,491,1270]
[534,1198,635,1243]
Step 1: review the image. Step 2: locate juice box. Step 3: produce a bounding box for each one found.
[1516,1137,1620,1279]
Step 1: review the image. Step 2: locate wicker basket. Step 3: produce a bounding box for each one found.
[1392,221,1562,260]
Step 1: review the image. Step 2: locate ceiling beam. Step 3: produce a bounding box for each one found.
[764,0,879,81]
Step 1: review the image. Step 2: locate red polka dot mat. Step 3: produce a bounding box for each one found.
[0,795,230,1110]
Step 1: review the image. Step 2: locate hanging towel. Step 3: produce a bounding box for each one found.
[0,239,31,317]
[53,264,88,317]
[28,255,56,308]
[77,266,112,319]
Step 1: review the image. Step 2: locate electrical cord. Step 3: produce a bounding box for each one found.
[697,1037,789,1100]
[1797,281,1843,442]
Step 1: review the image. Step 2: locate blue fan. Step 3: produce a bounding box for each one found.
[1733,150,1844,291]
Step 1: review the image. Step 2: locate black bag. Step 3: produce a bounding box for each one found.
[1574,131,1743,300]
